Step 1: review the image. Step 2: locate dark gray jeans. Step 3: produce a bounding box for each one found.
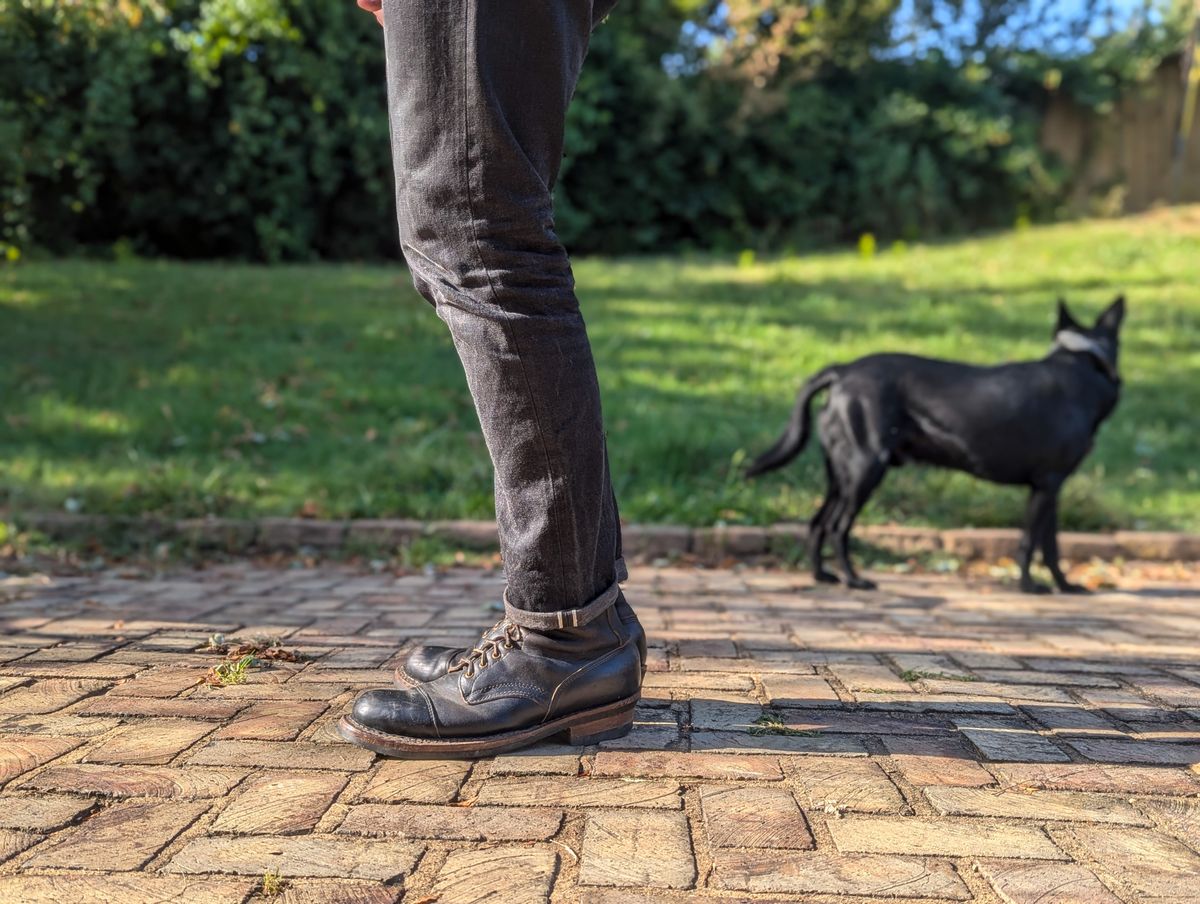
[382,0,624,629]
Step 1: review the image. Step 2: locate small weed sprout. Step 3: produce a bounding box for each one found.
[204,654,257,687]
[748,712,822,737]
[261,867,285,896]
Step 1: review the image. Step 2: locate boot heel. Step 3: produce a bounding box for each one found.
[565,706,635,745]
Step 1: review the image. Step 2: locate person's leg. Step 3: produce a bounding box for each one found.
[339,0,643,756]
[386,0,622,628]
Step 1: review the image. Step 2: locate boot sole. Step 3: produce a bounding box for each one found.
[337,692,639,759]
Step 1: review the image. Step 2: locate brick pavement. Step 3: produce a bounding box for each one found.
[0,563,1199,903]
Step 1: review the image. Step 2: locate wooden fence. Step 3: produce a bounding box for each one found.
[1041,56,1200,212]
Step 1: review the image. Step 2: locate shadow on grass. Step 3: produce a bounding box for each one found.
[1,258,1196,532]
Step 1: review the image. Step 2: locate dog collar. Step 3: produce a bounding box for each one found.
[1053,331,1119,383]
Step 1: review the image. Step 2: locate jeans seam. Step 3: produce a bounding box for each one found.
[459,0,573,609]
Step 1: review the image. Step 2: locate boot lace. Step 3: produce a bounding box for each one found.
[447,621,523,679]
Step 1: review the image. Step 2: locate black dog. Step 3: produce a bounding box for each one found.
[747,297,1125,593]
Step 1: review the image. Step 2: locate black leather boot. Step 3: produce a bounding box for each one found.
[339,602,642,758]
[400,592,646,683]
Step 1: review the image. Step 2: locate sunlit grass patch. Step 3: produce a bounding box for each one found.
[3,208,1198,530]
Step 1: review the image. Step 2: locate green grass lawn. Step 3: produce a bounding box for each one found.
[3,208,1199,532]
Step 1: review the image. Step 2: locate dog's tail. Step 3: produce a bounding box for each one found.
[745,367,836,478]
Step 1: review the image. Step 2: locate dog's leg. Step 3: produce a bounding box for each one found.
[831,460,886,591]
[1017,490,1052,594]
[1040,491,1089,594]
[810,457,841,584]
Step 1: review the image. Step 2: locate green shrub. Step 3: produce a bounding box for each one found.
[0,0,1185,260]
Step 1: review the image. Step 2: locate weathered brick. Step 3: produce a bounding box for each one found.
[1133,797,1200,842]
[580,810,696,889]
[477,777,682,809]
[592,750,782,781]
[679,655,807,674]
[213,700,327,740]
[84,719,214,765]
[23,764,247,799]
[762,676,845,707]
[642,672,754,692]
[942,528,1021,559]
[1,715,120,738]
[0,679,109,715]
[1066,738,1200,765]
[955,717,1071,762]
[76,696,244,721]
[1124,719,1200,742]
[0,875,254,904]
[771,709,953,735]
[828,817,1067,860]
[21,641,116,663]
[829,664,913,694]
[344,518,424,547]
[712,849,970,899]
[700,785,812,849]
[927,681,1073,703]
[976,670,1119,687]
[675,637,739,658]
[621,524,691,559]
[0,794,94,830]
[25,800,209,870]
[278,882,400,904]
[890,654,975,681]
[690,729,867,756]
[1062,825,1200,899]
[337,803,562,841]
[489,745,580,776]
[597,725,684,751]
[0,829,39,864]
[1023,705,1125,736]
[881,735,995,787]
[432,846,558,904]
[0,734,81,784]
[212,772,348,834]
[1114,530,1200,559]
[789,757,907,814]
[196,681,350,701]
[258,518,347,550]
[358,760,471,803]
[167,835,423,881]
[189,740,374,771]
[1073,687,1166,721]
[688,697,763,730]
[994,761,1200,794]
[104,668,205,698]
[293,668,391,685]
[0,661,141,680]
[925,787,1149,825]
[976,859,1123,904]
[859,692,1017,714]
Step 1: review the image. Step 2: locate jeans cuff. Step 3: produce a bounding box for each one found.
[504,557,628,631]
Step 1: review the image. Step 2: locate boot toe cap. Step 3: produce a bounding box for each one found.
[351,688,439,738]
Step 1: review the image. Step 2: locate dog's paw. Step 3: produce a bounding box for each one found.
[1019,580,1052,595]
[1056,581,1091,595]
[813,569,840,584]
[847,577,878,591]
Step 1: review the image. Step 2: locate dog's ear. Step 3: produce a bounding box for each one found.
[1095,294,1126,334]
[1055,298,1081,334]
